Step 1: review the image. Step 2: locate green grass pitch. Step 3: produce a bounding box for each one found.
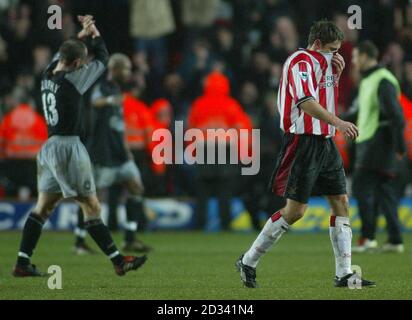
[0,231,411,299]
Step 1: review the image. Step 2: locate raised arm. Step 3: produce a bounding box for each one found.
[65,16,109,95]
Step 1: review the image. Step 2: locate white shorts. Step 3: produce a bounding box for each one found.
[37,136,96,198]
[93,160,141,189]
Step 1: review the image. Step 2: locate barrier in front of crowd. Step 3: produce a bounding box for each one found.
[0,198,412,232]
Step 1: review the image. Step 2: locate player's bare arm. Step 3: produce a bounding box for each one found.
[299,99,359,140]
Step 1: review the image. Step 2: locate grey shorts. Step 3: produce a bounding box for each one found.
[37,136,96,198]
[93,160,141,189]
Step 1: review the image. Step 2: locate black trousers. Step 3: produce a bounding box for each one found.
[131,149,168,196]
[2,159,37,197]
[352,169,403,244]
[239,155,286,230]
[195,163,237,231]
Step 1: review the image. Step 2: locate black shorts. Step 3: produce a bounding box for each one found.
[269,133,347,204]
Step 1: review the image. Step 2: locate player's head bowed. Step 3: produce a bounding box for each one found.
[308,19,344,54]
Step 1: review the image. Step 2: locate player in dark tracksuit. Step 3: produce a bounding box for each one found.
[348,41,406,253]
[13,16,147,277]
[73,53,151,254]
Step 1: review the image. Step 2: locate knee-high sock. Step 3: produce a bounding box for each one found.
[17,213,45,266]
[126,196,146,232]
[242,212,289,268]
[329,216,352,278]
[74,206,87,246]
[124,197,140,243]
[84,219,123,265]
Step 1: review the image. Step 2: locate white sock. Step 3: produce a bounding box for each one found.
[242,212,289,268]
[329,216,353,278]
[74,227,87,238]
[124,221,138,232]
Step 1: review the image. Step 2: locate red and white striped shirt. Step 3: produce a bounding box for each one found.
[277,49,339,137]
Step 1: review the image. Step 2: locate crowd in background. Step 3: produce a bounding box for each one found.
[1,0,412,202]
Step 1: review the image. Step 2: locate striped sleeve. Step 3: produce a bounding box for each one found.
[289,60,317,106]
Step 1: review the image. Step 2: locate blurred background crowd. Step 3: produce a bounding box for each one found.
[0,0,412,207]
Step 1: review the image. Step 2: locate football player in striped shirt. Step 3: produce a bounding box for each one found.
[237,20,375,288]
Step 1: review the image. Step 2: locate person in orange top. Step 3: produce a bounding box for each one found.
[123,93,154,152]
[0,103,47,197]
[148,98,173,195]
[188,72,244,132]
[150,98,172,175]
[400,92,412,161]
[151,98,173,129]
[333,130,350,172]
[123,92,158,199]
[187,71,246,231]
[0,103,47,159]
[121,93,158,232]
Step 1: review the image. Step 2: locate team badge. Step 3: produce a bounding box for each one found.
[299,71,308,81]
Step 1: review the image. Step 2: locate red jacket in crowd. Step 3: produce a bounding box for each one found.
[0,104,47,159]
[150,98,173,174]
[187,71,253,162]
[123,93,154,152]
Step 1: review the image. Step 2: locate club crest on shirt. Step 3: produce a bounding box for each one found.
[299,71,308,81]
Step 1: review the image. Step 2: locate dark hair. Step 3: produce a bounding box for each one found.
[308,19,344,46]
[58,39,87,65]
[357,40,379,60]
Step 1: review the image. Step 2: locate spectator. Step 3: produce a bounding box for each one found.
[181,0,220,29]
[351,41,405,253]
[187,71,246,230]
[150,98,173,195]
[382,42,405,80]
[3,3,33,75]
[129,0,175,75]
[334,13,358,113]
[0,101,47,198]
[238,81,261,122]
[123,91,156,196]
[181,0,220,52]
[0,34,11,96]
[162,72,189,122]
[212,26,242,79]
[266,16,299,63]
[179,37,218,100]
[241,48,273,97]
[399,61,412,175]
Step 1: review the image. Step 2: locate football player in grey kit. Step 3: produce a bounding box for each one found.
[73,53,152,255]
[13,15,147,277]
